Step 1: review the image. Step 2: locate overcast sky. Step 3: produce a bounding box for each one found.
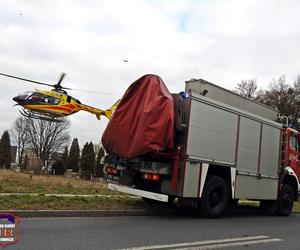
[1,0,300,147]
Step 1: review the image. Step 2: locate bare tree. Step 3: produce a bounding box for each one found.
[26,118,71,169]
[10,117,30,169]
[256,75,289,109]
[235,79,258,99]
[257,75,300,129]
[292,75,300,128]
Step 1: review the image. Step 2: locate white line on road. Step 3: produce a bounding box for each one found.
[118,235,283,250]
[178,238,283,250]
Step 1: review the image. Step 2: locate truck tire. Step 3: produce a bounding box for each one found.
[199,176,228,218]
[276,184,294,216]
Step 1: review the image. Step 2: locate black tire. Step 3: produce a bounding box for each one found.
[276,184,294,216]
[199,176,229,218]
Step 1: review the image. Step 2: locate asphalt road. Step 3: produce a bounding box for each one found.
[8,210,300,250]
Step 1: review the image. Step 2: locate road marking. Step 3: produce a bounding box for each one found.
[118,235,283,250]
[178,238,283,250]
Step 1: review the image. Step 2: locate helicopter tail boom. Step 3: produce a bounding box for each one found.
[81,99,120,120]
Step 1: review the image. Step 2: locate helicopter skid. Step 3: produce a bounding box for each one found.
[19,108,66,123]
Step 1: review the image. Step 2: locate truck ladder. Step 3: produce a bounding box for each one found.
[280,130,287,167]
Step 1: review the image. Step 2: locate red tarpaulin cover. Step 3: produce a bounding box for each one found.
[102,74,174,159]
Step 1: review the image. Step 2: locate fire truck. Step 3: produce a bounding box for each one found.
[102,74,300,217]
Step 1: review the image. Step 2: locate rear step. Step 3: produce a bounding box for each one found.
[108,183,169,202]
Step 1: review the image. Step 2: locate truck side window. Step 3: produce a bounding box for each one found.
[290,132,298,151]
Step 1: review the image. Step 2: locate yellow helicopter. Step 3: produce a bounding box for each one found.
[0,72,119,122]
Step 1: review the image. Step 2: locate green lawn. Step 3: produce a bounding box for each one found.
[0,195,145,210]
[1,170,300,212]
[294,202,300,210]
[238,200,300,211]
[1,195,299,212]
[0,169,116,195]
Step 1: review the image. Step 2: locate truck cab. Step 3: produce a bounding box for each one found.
[285,128,300,178]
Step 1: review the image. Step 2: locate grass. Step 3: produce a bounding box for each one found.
[293,202,300,211]
[238,200,300,212]
[0,169,116,195]
[1,195,299,212]
[0,195,145,210]
[0,170,147,210]
[1,170,300,212]
[0,169,142,210]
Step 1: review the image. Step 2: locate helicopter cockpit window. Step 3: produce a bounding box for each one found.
[27,93,44,102]
[26,93,60,105]
[49,97,60,105]
[18,91,33,100]
[43,95,60,105]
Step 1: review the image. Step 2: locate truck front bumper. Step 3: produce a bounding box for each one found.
[108,183,169,202]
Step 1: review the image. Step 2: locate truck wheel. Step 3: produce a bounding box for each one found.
[199,176,228,218]
[276,184,294,216]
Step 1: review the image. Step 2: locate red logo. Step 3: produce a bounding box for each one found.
[0,213,21,247]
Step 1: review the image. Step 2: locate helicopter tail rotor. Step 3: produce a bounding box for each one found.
[103,99,121,119]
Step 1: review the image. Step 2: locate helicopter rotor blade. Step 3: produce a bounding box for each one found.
[1,71,117,96]
[60,86,73,90]
[71,88,115,96]
[0,72,55,88]
[53,72,73,90]
[56,72,66,86]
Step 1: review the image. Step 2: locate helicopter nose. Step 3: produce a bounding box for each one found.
[13,96,23,105]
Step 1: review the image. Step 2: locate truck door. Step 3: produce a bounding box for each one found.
[288,130,300,178]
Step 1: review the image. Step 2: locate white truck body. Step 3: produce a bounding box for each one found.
[182,92,281,200]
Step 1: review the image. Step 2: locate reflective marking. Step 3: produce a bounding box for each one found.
[118,235,282,250]
[108,183,169,202]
